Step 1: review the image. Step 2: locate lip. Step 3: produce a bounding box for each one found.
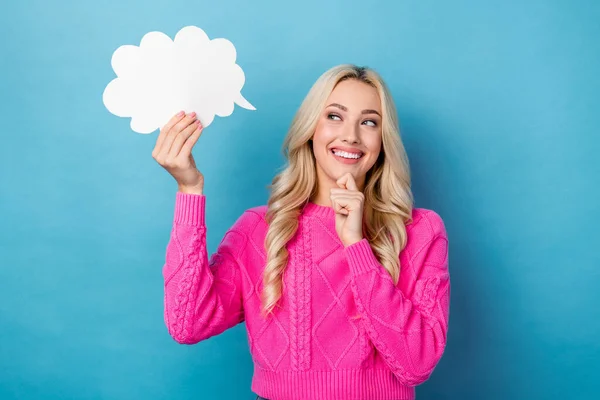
[330,146,364,156]
[330,146,364,165]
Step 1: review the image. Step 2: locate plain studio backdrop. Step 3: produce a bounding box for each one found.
[1,1,598,399]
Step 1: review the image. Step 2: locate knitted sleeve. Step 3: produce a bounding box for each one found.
[344,210,450,386]
[162,193,247,344]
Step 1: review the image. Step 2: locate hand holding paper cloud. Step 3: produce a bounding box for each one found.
[103,26,255,134]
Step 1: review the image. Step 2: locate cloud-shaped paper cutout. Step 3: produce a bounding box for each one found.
[103,26,255,134]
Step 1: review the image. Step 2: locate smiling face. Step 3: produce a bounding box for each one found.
[311,78,383,201]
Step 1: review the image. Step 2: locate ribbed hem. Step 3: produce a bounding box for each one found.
[174,192,206,226]
[345,239,381,276]
[252,368,415,400]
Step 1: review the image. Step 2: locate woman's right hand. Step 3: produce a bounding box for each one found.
[152,111,205,194]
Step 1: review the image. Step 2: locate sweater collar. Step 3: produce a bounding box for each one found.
[302,201,335,219]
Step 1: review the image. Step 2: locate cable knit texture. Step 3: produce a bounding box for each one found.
[163,193,450,400]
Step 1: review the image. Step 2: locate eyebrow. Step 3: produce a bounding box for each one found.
[327,103,381,117]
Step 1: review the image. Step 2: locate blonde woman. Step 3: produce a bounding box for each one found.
[154,65,450,400]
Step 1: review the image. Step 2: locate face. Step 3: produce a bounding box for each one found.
[311,78,383,192]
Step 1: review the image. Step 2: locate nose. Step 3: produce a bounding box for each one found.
[341,123,360,144]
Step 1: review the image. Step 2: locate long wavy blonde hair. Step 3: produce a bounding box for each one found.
[262,64,414,316]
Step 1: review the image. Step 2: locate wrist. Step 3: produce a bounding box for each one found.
[177,184,204,195]
[343,236,364,247]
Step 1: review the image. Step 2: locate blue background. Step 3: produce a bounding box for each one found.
[1,0,599,399]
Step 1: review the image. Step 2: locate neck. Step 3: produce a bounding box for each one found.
[310,187,334,207]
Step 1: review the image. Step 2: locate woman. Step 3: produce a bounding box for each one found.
[153,64,450,400]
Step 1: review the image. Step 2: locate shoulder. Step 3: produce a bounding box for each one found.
[246,204,268,219]
[215,205,268,259]
[405,207,448,243]
[228,204,268,232]
[223,204,268,248]
[401,208,448,267]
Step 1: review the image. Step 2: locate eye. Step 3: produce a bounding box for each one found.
[327,113,342,121]
[362,119,378,127]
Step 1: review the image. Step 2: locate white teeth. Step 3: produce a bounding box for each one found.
[333,150,361,159]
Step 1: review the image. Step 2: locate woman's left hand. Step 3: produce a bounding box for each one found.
[330,172,365,247]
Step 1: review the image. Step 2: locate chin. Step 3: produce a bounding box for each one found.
[330,166,364,182]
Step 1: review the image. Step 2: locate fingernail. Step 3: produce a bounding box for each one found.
[177,111,184,117]
[189,112,196,118]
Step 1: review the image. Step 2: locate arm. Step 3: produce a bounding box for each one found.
[163,192,247,344]
[344,211,450,386]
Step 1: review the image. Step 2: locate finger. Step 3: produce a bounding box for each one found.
[336,173,349,189]
[336,206,350,215]
[331,193,363,211]
[332,199,349,215]
[330,194,350,209]
[330,188,364,196]
[179,122,204,156]
[329,197,360,212]
[169,119,200,158]
[154,111,184,155]
[330,191,364,203]
[330,188,346,195]
[161,112,197,156]
[345,173,358,191]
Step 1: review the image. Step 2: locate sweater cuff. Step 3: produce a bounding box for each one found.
[344,239,381,276]
[174,192,206,226]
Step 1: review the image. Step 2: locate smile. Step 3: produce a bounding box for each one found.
[330,148,364,164]
[330,148,363,159]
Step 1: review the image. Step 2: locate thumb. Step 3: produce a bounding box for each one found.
[335,210,346,234]
[345,173,358,191]
[336,173,351,189]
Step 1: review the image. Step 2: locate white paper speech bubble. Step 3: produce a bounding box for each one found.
[102,26,255,134]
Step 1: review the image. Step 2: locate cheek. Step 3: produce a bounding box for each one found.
[312,126,329,161]
[364,134,382,165]
[365,133,382,154]
[314,122,335,143]
[313,123,336,154]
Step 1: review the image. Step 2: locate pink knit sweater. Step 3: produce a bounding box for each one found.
[163,193,450,400]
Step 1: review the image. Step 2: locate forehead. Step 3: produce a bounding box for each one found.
[326,79,381,111]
